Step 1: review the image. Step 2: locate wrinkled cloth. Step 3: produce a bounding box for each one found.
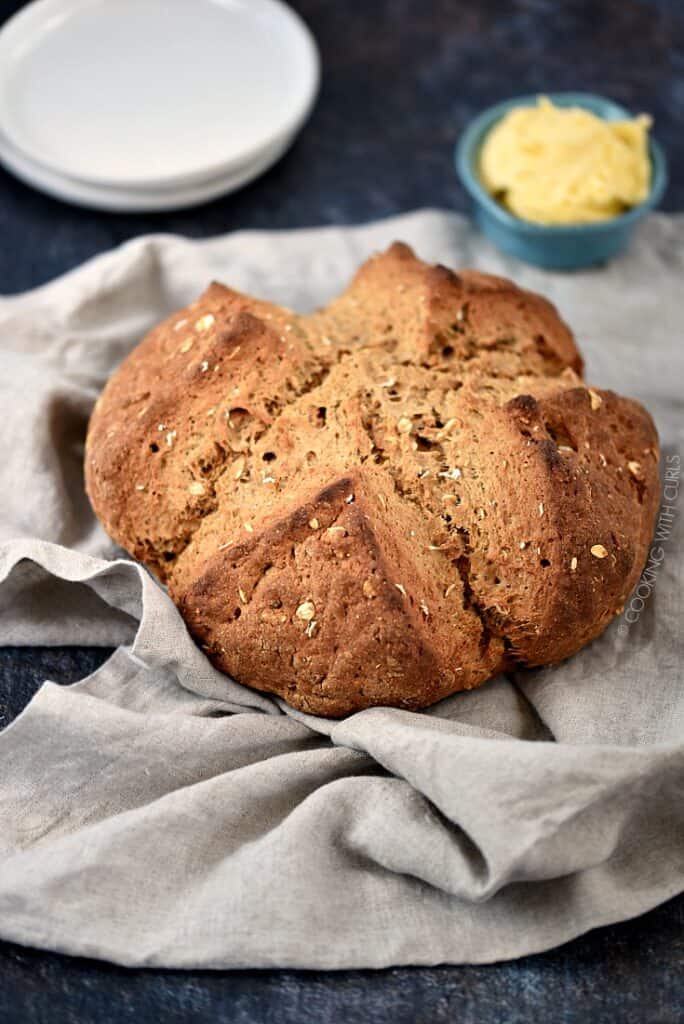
[0,210,682,969]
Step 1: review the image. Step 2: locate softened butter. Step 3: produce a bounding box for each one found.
[479,97,651,224]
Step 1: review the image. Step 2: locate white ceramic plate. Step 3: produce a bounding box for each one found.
[0,0,319,190]
[0,125,295,212]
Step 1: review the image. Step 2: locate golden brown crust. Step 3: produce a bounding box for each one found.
[85,243,659,716]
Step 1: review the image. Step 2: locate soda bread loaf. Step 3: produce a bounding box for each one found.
[85,244,660,716]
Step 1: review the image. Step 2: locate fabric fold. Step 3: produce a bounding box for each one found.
[0,539,277,714]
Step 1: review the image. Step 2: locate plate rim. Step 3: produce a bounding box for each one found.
[0,123,295,212]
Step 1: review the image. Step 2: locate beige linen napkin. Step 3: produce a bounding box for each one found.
[0,210,681,967]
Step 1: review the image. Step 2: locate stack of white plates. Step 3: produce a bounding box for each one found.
[0,0,320,212]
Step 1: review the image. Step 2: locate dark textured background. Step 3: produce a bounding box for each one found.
[1,0,682,1021]
[1,0,683,294]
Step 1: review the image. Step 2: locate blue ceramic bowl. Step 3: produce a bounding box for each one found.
[455,92,667,270]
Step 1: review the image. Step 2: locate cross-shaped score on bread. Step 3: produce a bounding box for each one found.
[85,244,660,716]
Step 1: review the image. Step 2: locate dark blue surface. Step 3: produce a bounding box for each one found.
[0,0,683,293]
[1,1,683,1020]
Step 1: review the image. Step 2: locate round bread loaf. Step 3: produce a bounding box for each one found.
[85,243,660,716]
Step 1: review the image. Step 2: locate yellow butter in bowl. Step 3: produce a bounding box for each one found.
[479,96,652,225]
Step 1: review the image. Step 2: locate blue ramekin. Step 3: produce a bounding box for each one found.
[455,92,667,271]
